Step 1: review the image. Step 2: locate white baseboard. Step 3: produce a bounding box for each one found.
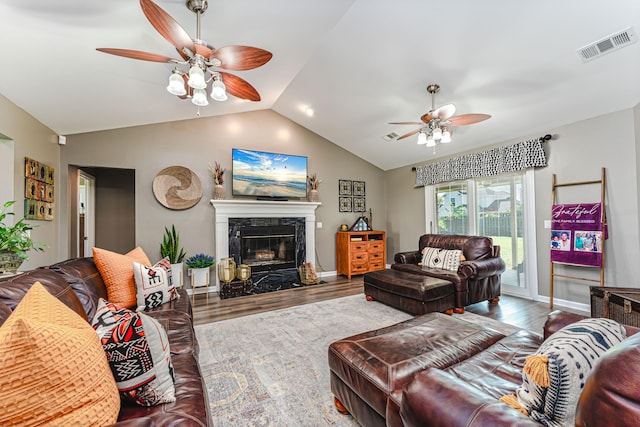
[184,287,217,296]
[318,270,337,278]
[533,295,590,314]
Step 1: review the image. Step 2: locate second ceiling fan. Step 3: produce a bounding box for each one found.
[390,84,490,147]
[97,0,272,106]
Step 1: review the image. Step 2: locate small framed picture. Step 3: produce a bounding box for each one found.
[339,197,352,212]
[353,181,365,196]
[353,197,366,212]
[25,157,39,179]
[339,179,352,196]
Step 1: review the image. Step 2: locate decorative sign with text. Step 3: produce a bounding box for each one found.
[550,203,604,267]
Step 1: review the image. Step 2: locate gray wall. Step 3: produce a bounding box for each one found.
[384,107,640,305]
[4,86,640,306]
[93,168,136,253]
[0,93,60,270]
[60,109,386,273]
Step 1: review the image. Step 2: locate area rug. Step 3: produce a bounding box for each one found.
[194,295,521,426]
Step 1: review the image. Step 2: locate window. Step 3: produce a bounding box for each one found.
[427,170,536,297]
[435,182,469,235]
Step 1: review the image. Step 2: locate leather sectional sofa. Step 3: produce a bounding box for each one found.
[392,234,506,312]
[0,257,211,426]
[330,309,640,426]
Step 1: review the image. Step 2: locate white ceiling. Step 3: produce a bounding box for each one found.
[1,0,639,170]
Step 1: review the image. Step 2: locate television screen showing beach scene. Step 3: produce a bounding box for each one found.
[232,148,308,198]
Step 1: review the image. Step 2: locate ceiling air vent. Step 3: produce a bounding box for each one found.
[577,27,637,63]
[382,131,400,142]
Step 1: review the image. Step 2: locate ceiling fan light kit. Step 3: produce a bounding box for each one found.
[390,83,490,152]
[97,0,272,110]
[167,71,187,96]
[210,75,228,101]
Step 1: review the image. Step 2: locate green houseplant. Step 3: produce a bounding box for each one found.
[185,253,215,269]
[160,225,187,288]
[0,200,46,273]
[160,225,186,264]
[185,253,215,290]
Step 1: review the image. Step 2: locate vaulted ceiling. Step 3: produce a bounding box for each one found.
[1,0,638,170]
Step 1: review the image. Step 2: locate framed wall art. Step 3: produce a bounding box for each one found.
[353,197,366,212]
[339,197,352,212]
[339,179,352,196]
[353,181,365,196]
[24,157,54,220]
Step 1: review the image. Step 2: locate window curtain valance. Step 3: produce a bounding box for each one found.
[415,138,547,187]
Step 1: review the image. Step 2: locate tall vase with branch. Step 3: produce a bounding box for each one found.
[307,173,321,202]
[209,162,226,200]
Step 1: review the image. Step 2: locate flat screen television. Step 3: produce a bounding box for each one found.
[232,148,308,199]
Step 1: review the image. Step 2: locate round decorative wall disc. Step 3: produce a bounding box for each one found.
[153,166,202,210]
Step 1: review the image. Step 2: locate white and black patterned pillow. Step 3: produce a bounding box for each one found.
[133,257,178,311]
[92,298,176,406]
[421,247,463,272]
[514,317,625,426]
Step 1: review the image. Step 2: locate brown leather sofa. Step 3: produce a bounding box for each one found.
[330,309,640,427]
[399,311,640,427]
[0,257,212,426]
[392,234,505,312]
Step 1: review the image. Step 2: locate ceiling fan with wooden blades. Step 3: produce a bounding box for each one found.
[97,0,272,107]
[389,84,490,147]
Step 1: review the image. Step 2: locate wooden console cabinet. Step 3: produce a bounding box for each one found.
[336,231,386,279]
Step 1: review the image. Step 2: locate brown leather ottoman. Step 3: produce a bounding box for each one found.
[364,269,454,315]
[328,313,506,427]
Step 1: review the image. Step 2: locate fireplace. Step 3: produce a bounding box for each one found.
[240,225,296,271]
[210,200,320,292]
[228,217,305,273]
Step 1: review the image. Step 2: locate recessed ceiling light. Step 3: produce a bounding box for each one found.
[305,107,314,117]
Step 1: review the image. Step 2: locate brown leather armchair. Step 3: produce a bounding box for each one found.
[392,234,505,312]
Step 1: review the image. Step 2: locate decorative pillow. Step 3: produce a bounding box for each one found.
[500,317,626,426]
[92,298,176,406]
[133,257,178,311]
[0,282,120,426]
[93,246,152,308]
[421,247,463,271]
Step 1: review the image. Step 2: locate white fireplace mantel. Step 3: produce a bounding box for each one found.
[210,199,321,292]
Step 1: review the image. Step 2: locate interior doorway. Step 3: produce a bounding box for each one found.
[69,166,135,258]
[78,171,95,257]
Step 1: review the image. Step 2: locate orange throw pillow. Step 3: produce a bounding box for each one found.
[0,282,120,426]
[93,246,151,308]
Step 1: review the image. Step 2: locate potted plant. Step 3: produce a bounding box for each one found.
[160,225,187,288]
[209,162,226,200]
[185,253,215,289]
[0,200,46,273]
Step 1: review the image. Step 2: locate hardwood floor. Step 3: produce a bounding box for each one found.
[192,274,364,325]
[192,274,588,332]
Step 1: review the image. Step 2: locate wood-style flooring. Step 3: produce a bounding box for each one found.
[192,275,588,333]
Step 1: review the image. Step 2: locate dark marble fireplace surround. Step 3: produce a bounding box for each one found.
[228,217,306,293]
